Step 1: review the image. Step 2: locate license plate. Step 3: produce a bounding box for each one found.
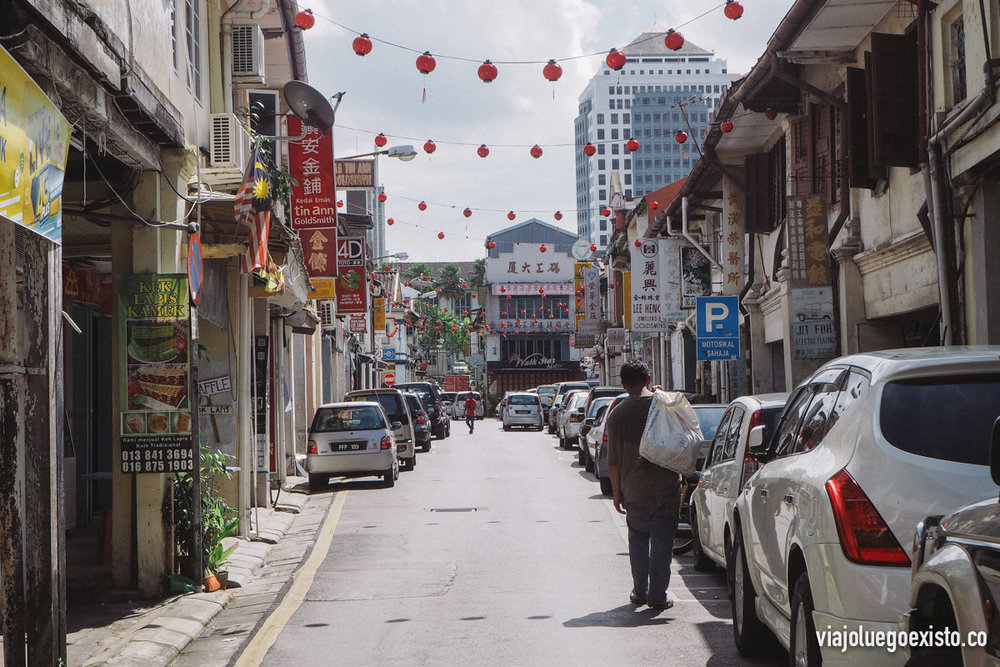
[515,410,530,414]
[333,442,365,452]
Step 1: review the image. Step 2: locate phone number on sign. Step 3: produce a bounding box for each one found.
[120,448,194,473]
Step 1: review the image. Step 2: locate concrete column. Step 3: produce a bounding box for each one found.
[236,271,251,536]
[742,288,773,394]
[968,175,1000,344]
[831,219,866,355]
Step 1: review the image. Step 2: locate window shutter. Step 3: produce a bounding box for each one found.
[791,117,814,195]
[870,32,919,167]
[813,103,832,201]
[847,67,879,189]
[772,136,787,225]
[745,153,772,234]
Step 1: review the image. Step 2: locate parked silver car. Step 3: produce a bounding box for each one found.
[501,392,543,430]
[592,393,628,496]
[306,402,400,491]
[557,390,590,449]
[578,396,617,471]
[452,391,485,419]
[345,388,417,471]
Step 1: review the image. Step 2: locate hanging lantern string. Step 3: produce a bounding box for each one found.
[336,124,575,149]
[390,193,602,216]
[308,2,731,67]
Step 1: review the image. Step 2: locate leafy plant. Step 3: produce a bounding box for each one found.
[470,258,486,290]
[416,303,470,355]
[238,103,298,212]
[431,263,465,297]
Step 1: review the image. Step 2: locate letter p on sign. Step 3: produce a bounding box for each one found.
[704,302,729,333]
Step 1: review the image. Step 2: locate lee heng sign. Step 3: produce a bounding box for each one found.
[629,238,684,332]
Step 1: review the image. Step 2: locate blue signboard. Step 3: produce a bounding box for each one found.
[381,348,396,362]
[696,296,741,361]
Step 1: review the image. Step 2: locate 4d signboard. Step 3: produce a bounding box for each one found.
[118,274,195,474]
[336,236,367,314]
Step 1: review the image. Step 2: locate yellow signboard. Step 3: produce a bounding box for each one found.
[623,272,632,329]
[373,297,386,332]
[308,277,337,300]
[1,45,72,243]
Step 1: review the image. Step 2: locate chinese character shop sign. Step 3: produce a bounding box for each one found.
[288,115,336,230]
[485,243,573,283]
[0,45,72,243]
[117,274,195,474]
[336,236,367,314]
[787,196,836,359]
[629,238,684,332]
[578,266,601,334]
[303,227,337,278]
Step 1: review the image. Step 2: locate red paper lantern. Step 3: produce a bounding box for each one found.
[590,244,597,252]
[461,282,468,288]
[374,133,387,147]
[530,145,543,159]
[521,309,526,315]
[650,200,660,210]
[477,144,490,158]
[601,207,611,217]
[626,138,640,152]
[724,1,744,20]
[583,143,597,156]
[720,120,734,133]
[490,241,497,249]
[765,108,778,120]
[478,60,498,83]
[295,9,315,29]
[540,244,547,253]
[336,200,344,208]
[500,287,506,293]
[424,139,436,154]
[352,33,373,56]
[377,192,387,202]
[416,52,436,74]
[608,283,615,289]
[538,288,545,294]
[403,281,409,287]
[507,211,516,220]
[451,325,458,332]
[443,308,448,312]
[463,207,472,218]
[554,211,563,221]
[634,239,642,247]
[437,232,445,240]
[418,201,427,211]
[542,59,563,81]
[606,48,627,71]
[384,264,391,271]
[471,293,477,299]
[674,130,688,143]
[664,29,685,51]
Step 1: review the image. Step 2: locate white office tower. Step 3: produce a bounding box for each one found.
[574,27,737,248]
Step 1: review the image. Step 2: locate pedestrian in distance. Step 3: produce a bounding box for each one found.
[607,360,680,611]
[464,394,478,434]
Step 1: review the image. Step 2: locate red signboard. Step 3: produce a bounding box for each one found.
[383,372,396,386]
[337,236,367,314]
[302,226,337,278]
[288,116,337,230]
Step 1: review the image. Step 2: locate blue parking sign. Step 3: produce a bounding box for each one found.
[696,296,741,361]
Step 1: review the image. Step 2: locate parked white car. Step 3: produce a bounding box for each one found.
[690,393,788,573]
[451,391,485,419]
[731,347,1000,665]
[501,392,543,430]
[306,402,400,491]
[578,396,617,471]
[557,390,590,449]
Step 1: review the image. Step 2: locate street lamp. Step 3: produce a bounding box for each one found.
[338,145,418,162]
[371,252,409,261]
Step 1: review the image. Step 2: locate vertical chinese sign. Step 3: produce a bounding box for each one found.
[787,195,836,359]
[0,45,72,243]
[118,274,195,474]
[574,261,596,345]
[578,265,601,335]
[336,236,367,315]
[629,238,684,332]
[288,115,338,299]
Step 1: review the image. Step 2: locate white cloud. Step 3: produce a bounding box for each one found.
[304,0,795,261]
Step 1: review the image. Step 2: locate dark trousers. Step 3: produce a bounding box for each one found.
[466,414,475,432]
[625,487,681,605]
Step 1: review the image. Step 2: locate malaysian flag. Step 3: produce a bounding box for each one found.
[235,146,271,274]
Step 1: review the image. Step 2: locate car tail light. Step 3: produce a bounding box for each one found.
[569,413,583,423]
[826,469,910,566]
[397,442,405,452]
[416,412,426,425]
[602,433,608,442]
[307,440,318,454]
[380,436,392,450]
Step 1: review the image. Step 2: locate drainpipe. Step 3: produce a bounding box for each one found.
[221,0,272,114]
[681,197,722,271]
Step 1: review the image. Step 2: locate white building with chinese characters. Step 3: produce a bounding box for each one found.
[482,220,590,398]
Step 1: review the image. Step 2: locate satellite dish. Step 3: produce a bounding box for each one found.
[283,80,336,134]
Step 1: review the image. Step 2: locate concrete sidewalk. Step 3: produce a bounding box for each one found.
[67,478,333,667]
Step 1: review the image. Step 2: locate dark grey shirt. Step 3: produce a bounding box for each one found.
[607,395,680,510]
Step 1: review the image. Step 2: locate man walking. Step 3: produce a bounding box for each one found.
[464,393,478,434]
[607,360,680,611]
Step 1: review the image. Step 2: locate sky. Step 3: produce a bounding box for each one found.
[302,0,796,262]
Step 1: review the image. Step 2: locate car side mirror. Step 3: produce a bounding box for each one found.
[747,425,770,461]
[391,421,402,430]
[990,417,1000,488]
[584,417,595,426]
[577,407,585,413]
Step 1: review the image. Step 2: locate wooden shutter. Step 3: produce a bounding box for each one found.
[771,136,786,226]
[745,152,772,234]
[870,32,919,167]
[847,67,879,189]
[813,103,832,201]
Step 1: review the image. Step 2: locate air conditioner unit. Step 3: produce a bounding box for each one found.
[231,23,265,85]
[209,113,250,169]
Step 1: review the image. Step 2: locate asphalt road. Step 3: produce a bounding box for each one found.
[251,420,786,666]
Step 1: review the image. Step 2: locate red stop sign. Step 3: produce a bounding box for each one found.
[383,373,396,386]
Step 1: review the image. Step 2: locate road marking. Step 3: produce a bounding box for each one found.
[235,491,348,666]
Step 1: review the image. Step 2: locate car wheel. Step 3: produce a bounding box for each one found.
[503,422,510,431]
[383,469,395,488]
[407,455,416,470]
[691,507,713,571]
[445,422,451,438]
[790,572,821,667]
[558,431,567,449]
[732,531,768,656]
[308,473,328,492]
[599,477,613,496]
[577,447,586,466]
[422,440,431,453]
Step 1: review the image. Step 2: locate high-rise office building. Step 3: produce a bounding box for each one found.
[574,27,737,247]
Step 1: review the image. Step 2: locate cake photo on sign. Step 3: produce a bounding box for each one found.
[128,365,188,411]
[127,320,187,364]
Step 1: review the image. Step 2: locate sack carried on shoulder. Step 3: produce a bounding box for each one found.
[638,390,704,476]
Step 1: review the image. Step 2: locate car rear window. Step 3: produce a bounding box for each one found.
[538,386,556,397]
[348,394,408,424]
[880,375,1000,465]
[312,406,385,432]
[693,406,727,441]
[509,395,537,405]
